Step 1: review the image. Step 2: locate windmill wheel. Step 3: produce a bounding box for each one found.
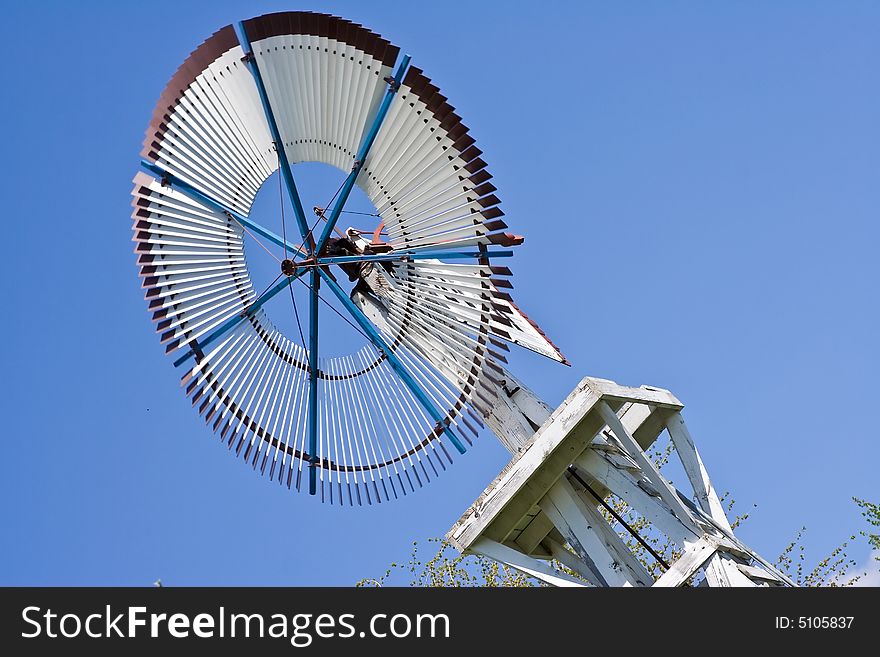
[133,11,563,504]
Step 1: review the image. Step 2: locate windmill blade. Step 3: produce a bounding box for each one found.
[134,11,566,501]
[370,258,568,365]
[488,294,569,365]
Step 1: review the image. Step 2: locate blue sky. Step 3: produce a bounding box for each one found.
[1,1,877,585]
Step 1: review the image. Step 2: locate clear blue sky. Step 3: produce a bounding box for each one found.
[2,1,877,585]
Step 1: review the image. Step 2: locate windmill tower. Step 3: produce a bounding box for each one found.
[133,11,792,586]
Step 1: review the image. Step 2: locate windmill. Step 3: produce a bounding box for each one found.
[133,11,792,587]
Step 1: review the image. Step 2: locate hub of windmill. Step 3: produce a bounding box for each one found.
[281,259,297,276]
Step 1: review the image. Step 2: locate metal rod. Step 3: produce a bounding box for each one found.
[236,21,313,248]
[317,268,466,454]
[307,267,320,495]
[567,466,671,571]
[317,250,514,266]
[314,55,411,255]
[140,161,306,258]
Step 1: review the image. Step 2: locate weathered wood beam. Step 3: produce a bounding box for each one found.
[572,450,699,546]
[541,478,652,587]
[653,536,718,587]
[597,401,701,534]
[469,538,587,587]
[513,511,556,556]
[545,539,603,587]
[666,411,731,531]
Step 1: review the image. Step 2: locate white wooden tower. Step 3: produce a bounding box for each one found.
[447,374,795,587]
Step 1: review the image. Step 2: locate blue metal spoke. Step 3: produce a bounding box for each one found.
[173,268,307,367]
[307,268,320,495]
[317,250,514,266]
[237,22,312,248]
[140,161,306,259]
[317,268,467,454]
[314,55,411,255]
